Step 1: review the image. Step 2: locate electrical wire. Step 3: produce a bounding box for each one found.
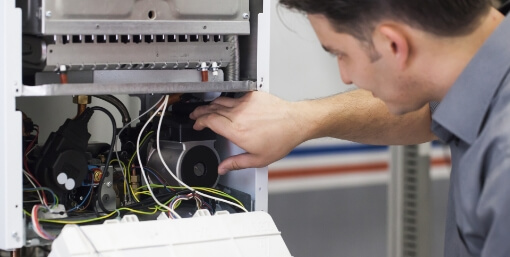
[110,159,126,173]
[25,207,158,225]
[92,95,131,125]
[136,96,182,218]
[31,205,56,240]
[114,96,165,203]
[154,96,249,212]
[23,170,45,206]
[136,184,245,209]
[23,187,59,208]
[125,132,154,203]
[143,167,171,192]
[67,182,94,213]
[23,127,48,206]
[168,193,202,218]
[90,106,117,213]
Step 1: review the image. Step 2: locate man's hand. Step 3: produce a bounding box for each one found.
[190,91,309,174]
[190,89,436,174]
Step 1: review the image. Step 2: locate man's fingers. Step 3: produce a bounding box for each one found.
[193,112,241,141]
[190,102,231,120]
[189,103,221,120]
[212,96,240,108]
[218,153,263,175]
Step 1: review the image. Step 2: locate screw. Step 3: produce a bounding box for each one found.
[45,11,52,18]
[243,13,250,19]
[193,163,206,177]
[12,232,19,242]
[106,181,112,188]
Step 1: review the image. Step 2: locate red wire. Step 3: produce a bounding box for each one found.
[32,205,54,240]
[24,128,48,205]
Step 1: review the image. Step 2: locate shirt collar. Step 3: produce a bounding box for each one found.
[432,14,510,144]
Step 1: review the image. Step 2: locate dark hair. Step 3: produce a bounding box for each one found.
[280,0,493,41]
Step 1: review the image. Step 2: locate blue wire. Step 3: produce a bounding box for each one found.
[144,167,171,192]
[66,183,94,213]
[23,187,57,207]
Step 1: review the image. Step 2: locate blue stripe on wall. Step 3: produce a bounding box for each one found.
[286,141,447,158]
[286,144,388,158]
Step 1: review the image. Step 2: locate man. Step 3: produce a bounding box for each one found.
[191,0,510,256]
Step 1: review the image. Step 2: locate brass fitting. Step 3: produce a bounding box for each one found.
[73,95,91,104]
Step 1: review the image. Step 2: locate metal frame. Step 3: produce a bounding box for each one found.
[388,144,432,257]
[42,21,250,35]
[1,0,271,250]
[217,0,270,213]
[20,81,257,97]
[21,0,251,35]
[0,0,24,250]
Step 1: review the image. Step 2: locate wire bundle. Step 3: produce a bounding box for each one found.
[25,94,249,240]
[168,193,205,219]
[150,95,249,213]
[31,205,56,240]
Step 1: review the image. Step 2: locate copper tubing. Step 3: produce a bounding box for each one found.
[77,104,87,116]
[201,70,209,82]
[11,249,21,257]
[60,68,87,117]
[167,93,183,105]
[59,72,68,84]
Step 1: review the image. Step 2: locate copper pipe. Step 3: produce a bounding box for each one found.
[200,62,209,82]
[201,70,209,82]
[11,248,21,257]
[77,104,87,116]
[167,93,183,105]
[59,72,68,84]
[60,67,88,117]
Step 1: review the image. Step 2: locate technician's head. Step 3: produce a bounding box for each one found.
[280,0,497,114]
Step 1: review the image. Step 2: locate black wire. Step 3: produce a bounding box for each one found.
[90,106,117,214]
[93,95,131,124]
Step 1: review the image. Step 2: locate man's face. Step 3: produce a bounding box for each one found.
[308,14,428,115]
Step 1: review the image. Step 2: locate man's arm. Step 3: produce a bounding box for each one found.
[190,89,436,174]
[303,89,436,145]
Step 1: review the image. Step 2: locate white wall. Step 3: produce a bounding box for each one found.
[269,2,350,101]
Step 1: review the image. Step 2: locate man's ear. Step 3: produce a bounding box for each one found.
[374,25,410,70]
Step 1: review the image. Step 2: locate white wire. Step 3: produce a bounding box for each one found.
[113,96,164,202]
[31,205,55,240]
[23,170,45,207]
[114,96,165,171]
[155,97,249,212]
[136,95,182,219]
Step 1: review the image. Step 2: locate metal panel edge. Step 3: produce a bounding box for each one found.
[20,81,257,96]
[0,0,24,250]
[43,20,250,35]
[253,0,271,212]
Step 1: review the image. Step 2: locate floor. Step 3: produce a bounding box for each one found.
[268,178,449,257]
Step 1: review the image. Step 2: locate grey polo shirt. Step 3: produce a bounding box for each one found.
[431,13,510,257]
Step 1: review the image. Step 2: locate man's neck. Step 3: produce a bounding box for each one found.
[427,7,505,100]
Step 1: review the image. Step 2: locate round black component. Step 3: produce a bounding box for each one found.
[50,150,88,192]
[180,145,219,187]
